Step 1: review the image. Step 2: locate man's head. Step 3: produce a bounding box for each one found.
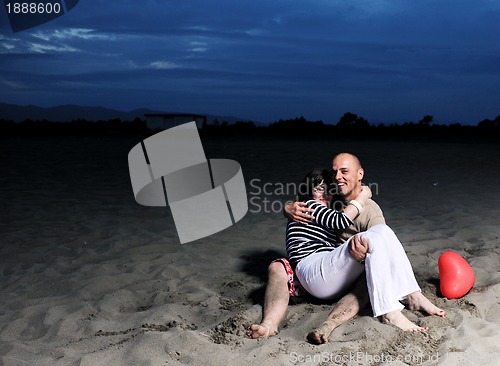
[331,153,364,201]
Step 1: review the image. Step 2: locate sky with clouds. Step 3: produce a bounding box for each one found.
[1,0,499,124]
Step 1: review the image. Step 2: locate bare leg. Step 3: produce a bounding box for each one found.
[246,262,290,339]
[308,276,369,344]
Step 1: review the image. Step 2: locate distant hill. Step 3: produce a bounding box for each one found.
[0,103,162,122]
[0,103,260,124]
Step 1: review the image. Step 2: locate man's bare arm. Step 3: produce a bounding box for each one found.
[283,201,315,224]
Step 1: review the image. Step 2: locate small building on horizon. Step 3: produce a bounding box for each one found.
[144,113,207,130]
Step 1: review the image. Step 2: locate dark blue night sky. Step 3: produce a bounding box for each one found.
[1,0,499,124]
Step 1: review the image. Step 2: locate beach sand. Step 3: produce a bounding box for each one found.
[1,136,499,365]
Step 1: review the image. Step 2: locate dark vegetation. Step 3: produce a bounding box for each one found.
[1,113,499,142]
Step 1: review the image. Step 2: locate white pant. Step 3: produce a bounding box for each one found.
[295,224,420,317]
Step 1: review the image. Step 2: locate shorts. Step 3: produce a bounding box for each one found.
[272,258,305,297]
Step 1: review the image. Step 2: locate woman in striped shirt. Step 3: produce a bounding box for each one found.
[288,169,445,332]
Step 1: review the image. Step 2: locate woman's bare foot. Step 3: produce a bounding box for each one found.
[246,322,278,339]
[307,319,338,344]
[406,291,446,318]
[381,310,428,332]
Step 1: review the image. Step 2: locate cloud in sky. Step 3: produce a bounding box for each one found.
[0,0,499,124]
[149,60,180,70]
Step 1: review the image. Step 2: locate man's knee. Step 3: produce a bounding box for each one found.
[268,261,288,281]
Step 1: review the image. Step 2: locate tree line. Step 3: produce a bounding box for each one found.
[1,113,499,141]
[200,114,500,141]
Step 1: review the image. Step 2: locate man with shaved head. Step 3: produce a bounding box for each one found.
[330,153,385,240]
[247,152,385,343]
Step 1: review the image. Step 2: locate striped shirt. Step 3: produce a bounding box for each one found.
[285,200,353,267]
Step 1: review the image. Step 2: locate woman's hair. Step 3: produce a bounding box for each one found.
[297,168,333,201]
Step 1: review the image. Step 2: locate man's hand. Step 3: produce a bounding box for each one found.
[349,234,368,262]
[284,201,315,224]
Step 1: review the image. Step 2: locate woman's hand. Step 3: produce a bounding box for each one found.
[354,185,372,204]
[285,201,315,224]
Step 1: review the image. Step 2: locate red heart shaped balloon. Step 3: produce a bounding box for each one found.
[438,251,475,299]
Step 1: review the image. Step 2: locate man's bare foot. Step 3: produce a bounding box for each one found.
[406,291,446,318]
[246,323,278,339]
[381,310,428,332]
[307,319,338,344]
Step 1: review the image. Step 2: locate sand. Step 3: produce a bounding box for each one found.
[1,136,500,365]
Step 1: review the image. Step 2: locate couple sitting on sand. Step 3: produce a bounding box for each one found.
[247,153,445,344]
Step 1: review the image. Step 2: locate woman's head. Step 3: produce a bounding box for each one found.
[298,168,334,206]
